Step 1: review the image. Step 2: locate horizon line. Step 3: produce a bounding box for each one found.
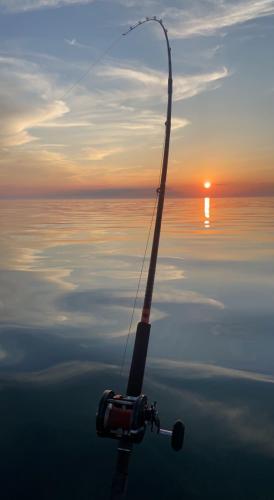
[1,193,274,201]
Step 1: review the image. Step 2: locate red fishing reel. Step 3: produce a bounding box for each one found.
[96,390,147,444]
[96,389,185,451]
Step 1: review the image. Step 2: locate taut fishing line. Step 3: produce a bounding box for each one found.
[57,33,123,101]
[119,136,166,378]
[46,22,167,382]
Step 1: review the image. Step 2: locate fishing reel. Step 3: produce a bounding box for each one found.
[96,389,185,451]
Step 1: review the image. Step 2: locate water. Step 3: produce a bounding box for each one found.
[0,197,274,499]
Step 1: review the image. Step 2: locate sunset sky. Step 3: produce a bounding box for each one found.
[0,0,274,198]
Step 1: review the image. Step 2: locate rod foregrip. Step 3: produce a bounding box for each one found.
[126,322,151,396]
[110,439,132,499]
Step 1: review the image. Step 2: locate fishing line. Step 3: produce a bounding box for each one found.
[9,34,124,143]
[48,25,165,379]
[119,194,158,379]
[57,33,123,101]
[119,136,166,378]
[48,23,167,379]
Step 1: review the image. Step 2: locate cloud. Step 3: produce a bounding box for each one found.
[83,146,125,161]
[153,289,225,309]
[98,64,229,102]
[1,360,117,384]
[0,147,82,199]
[0,346,8,361]
[0,0,156,11]
[163,0,274,39]
[113,0,156,6]
[118,287,225,309]
[35,121,92,128]
[0,56,69,147]
[0,50,227,193]
[0,55,192,149]
[0,0,94,12]
[0,268,79,327]
[65,38,77,46]
[150,358,274,384]
[2,0,274,36]
[64,38,94,50]
[175,67,229,99]
[84,258,185,282]
[149,378,274,456]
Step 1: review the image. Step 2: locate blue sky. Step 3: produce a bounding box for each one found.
[0,0,274,196]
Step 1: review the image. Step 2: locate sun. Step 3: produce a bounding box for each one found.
[204,181,211,189]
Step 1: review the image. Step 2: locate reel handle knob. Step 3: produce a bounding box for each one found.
[159,420,185,451]
[171,420,185,451]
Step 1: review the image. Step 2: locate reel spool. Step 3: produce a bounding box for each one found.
[96,389,185,451]
[96,390,147,444]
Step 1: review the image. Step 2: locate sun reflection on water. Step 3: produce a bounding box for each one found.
[204,197,210,229]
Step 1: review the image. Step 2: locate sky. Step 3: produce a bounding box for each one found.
[0,0,274,198]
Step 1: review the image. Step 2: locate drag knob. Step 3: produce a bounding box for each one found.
[171,420,185,451]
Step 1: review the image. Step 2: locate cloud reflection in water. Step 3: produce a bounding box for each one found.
[0,198,274,499]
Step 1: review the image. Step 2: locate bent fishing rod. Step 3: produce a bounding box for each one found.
[96,17,185,499]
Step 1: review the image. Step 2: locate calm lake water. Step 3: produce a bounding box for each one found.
[1,197,274,499]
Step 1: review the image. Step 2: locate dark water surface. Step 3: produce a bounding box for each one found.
[0,197,274,499]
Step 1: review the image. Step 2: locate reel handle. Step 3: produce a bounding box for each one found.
[159,420,185,451]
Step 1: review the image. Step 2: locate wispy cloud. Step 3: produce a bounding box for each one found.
[149,378,274,456]
[119,288,225,308]
[65,38,77,46]
[150,358,274,384]
[0,0,155,11]
[153,289,225,309]
[1,53,217,149]
[0,148,78,194]
[2,0,274,37]
[64,38,94,49]
[98,64,229,102]
[0,47,228,193]
[0,346,8,361]
[0,56,68,146]
[83,146,125,161]
[0,50,229,192]
[0,0,94,12]
[163,0,274,39]
[1,361,117,384]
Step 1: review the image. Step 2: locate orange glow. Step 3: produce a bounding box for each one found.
[204,181,211,189]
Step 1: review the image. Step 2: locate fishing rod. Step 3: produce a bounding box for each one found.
[96,17,185,499]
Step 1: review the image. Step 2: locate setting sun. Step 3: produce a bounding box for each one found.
[204,181,211,189]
